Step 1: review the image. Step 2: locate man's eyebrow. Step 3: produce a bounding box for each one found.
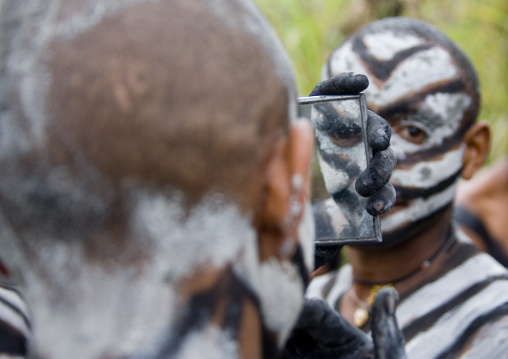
[313,103,361,134]
[374,79,465,119]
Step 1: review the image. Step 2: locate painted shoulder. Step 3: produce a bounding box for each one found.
[0,285,30,357]
[401,252,508,359]
[306,264,352,311]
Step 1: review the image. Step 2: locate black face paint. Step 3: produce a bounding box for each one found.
[393,167,462,201]
[314,103,363,148]
[352,38,433,81]
[316,144,362,185]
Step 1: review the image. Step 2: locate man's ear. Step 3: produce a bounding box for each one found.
[256,119,314,261]
[289,119,315,204]
[462,122,490,180]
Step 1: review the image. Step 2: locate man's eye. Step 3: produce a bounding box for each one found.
[329,128,362,147]
[398,125,427,144]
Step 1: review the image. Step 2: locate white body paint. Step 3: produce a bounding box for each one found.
[258,258,304,347]
[312,99,367,194]
[1,0,297,164]
[363,32,423,60]
[0,286,30,339]
[380,182,457,232]
[0,193,308,358]
[326,30,472,235]
[328,40,457,107]
[306,249,508,359]
[175,324,238,359]
[0,1,305,357]
[389,145,464,188]
[396,253,506,328]
[388,94,471,160]
[298,200,317,273]
[317,153,350,194]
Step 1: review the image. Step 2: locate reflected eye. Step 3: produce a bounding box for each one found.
[398,125,427,144]
[330,128,362,147]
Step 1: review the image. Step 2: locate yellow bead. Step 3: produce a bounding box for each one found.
[354,307,369,327]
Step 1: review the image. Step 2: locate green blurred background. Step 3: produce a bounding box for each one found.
[254,0,508,164]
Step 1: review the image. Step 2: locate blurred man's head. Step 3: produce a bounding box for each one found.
[0,0,314,357]
[324,17,488,244]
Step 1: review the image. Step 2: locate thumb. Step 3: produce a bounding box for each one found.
[370,287,407,359]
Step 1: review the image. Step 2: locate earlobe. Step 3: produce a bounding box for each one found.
[462,122,490,180]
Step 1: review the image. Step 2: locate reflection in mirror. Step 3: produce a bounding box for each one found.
[298,94,381,245]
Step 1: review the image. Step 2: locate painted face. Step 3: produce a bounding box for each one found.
[327,29,474,239]
[311,99,380,240]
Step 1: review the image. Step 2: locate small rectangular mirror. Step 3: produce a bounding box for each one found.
[297,94,381,245]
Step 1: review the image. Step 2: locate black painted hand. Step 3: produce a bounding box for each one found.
[309,73,396,216]
[281,287,406,359]
[371,287,407,359]
[357,111,396,216]
[309,72,369,96]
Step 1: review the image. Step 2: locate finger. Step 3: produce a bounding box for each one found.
[355,147,396,197]
[370,287,407,359]
[367,110,391,152]
[366,183,396,216]
[309,73,369,96]
[314,245,342,270]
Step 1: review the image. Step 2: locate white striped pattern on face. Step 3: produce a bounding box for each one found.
[327,37,457,108]
[312,100,367,195]
[327,31,472,235]
[380,146,465,233]
[380,181,458,233]
[388,93,471,161]
[389,145,464,189]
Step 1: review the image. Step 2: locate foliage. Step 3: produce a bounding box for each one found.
[254,0,508,163]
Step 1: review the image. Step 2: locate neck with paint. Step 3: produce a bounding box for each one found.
[19,194,304,358]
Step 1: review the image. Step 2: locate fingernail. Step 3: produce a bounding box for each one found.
[374,200,384,213]
[386,295,395,315]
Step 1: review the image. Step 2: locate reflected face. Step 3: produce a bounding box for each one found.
[327,28,476,238]
[311,100,366,197]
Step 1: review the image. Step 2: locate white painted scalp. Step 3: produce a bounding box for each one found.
[389,145,464,188]
[366,47,457,107]
[363,32,423,61]
[206,0,297,124]
[328,37,457,107]
[0,0,159,161]
[54,0,162,40]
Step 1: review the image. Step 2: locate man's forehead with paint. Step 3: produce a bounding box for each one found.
[325,18,479,236]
